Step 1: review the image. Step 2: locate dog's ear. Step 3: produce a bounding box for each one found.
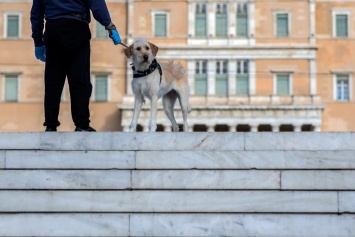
[149,42,159,56]
[123,45,133,58]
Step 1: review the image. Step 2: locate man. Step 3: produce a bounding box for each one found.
[30,0,121,132]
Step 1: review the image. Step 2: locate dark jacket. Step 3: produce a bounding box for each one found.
[31,0,112,46]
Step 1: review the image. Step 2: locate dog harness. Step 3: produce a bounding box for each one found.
[132,59,163,85]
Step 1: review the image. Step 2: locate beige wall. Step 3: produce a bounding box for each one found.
[316,1,355,131]
[255,0,310,44]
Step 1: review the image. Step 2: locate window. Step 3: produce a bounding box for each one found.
[195,61,208,95]
[96,21,108,38]
[4,75,18,102]
[276,13,289,37]
[236,60,249,95]
[216,3,228,37]
[275,74,291,95]
[5,14,20,38]
[333,13,349,38]
[236,3,248,37]
[216,60,228,95]
[94,75,108,102]
[335,75,350,101]
[154,13,167,37]
[195,3,207,37]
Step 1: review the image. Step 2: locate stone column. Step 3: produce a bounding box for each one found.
[228,60,237,95]
[208,2,215,38]
[272,124,280,132]
[164,124,172,132]
[207,125,215,132]
[188,1,195,37]
[143,125,150,132]
[248,0,255,45]
[188,61,195,95]
[310,59,317,95]
[228,124,236,132]
[122,126,130,132]
[250,124,258,132]
[294,124,302,132]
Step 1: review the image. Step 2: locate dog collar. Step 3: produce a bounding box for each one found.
[132,59,163,84]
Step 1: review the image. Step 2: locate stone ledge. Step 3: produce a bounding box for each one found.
[0,132,354,151]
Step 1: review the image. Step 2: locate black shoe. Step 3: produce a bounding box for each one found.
[75,126,96,132]
[45,126,57,132]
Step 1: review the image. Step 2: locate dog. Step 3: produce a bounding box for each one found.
[124,37,190,132]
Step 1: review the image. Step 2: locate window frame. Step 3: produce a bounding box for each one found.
[333,74,352,101]
[194,60,208,95]
[3,74,20,102]
[215,3,228,37]
[236,2,248,37]
[332,10,350,38]
[274,11,291,38]
[195,2,208,37]
[152,11,169,38]
[92,74,110,102]
[4,12,22,39]
[215,60,228,95]
[236,60,249,95]
[273,73,293,95]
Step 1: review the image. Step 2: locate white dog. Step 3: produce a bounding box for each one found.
[124,37,190,132]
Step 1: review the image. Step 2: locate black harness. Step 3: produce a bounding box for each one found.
[132,59,163,85]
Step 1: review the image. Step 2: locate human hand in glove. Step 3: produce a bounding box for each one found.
[35,46,46,62]
[109,29,121,45]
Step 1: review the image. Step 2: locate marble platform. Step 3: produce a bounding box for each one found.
[0,132,354,236]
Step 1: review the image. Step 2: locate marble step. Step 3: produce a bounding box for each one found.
[0,214,354,237]
[3,150,355,170]
[1,132,354,151]
[2,170,355,190]
[0,191,342,213]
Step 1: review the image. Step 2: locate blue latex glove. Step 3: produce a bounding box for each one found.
[109,30,121,45]
[35,46,46,62]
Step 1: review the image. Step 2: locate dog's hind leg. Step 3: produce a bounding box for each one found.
[176,89,190,132]
[130,95,144,132]
[163,90,179,132]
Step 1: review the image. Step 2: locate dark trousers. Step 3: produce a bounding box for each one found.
[43,18,92,128]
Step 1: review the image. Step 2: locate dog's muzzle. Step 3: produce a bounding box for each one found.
[143,55,149,62]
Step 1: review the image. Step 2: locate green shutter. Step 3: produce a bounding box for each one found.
[155,14,167,37]
[195,74,207,95]
[276,75,290,95]
[216,14,228,37]
[236,75,249,95]
[96,21,108,38]
[237,13,248,37]
[195,14,207,36]
[216,75,228,95]
[276,14,288,37]
[5,75,18,102]
[95,76,108,102]
[336,15,348,37]
[7,15,19,38]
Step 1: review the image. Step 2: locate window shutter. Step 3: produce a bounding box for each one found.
[237,14,248,37]
[216,14,228,36]
[336,15,348,37]
[276,74,290,95]
[155,14,167,37]
[276,14,288,37]
[95,76,108,102]
[236,75,249,95]
[195,74,208,95]
[195,14,207,36]
[7,15,19,38]
[5,75,18,102]
[96,21,108,38]
[216,75,228,95]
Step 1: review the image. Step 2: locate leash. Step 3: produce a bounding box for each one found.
[120,42,128,48]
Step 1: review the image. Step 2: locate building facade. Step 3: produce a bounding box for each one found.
[0,0,354,132]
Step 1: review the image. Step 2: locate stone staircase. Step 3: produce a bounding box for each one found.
[0,132,354,236]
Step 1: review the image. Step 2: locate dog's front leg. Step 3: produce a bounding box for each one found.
[149,96,158,132]
[130,96,144,132]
